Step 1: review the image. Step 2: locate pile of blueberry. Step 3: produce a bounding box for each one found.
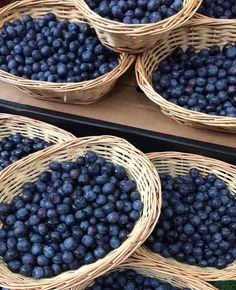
[85,0,183,24]
[0,133,53,170]
[198,0,236,19]
[0,13,118,82]
[146,168,236,269]
[0,151,143,279]
[85,269,191,290]
[152,44,236,117]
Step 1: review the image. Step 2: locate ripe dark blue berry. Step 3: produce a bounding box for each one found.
[85,269,191,290]
[152,43,236,117]
[0,133,52,170]
[0,13,118,83]
[0,151,142,279]
[86,0,183,24]
[146,169,236,269]
[198,0,236,19]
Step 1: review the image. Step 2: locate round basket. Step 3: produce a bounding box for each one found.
[0,0,135,104]
[74,260,217,290]
[0,135,161,290]
[75,0,202,54]
[136,21,236,132]
[133,151,236,281]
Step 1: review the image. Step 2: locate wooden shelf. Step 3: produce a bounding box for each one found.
[0,70,235,149]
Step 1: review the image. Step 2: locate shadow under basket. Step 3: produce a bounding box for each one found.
[0,135,161,290]
[75,0,202,54]
[75,260,217,290]
[136,21,236,132]
[133,151,236,281]
[0,0,135,104]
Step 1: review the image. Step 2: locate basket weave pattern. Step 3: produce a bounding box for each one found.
[0,0,135,104]
[136,22,236,132]
[0,113,75,144]
[76,261,217,290]
[75,0,202,54]
[0,136,161,290]
[133,151,236,281]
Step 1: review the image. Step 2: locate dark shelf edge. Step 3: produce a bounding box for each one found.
[0,99,235,165]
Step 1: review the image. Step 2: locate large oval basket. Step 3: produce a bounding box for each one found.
[75,0,202,54]
[0,0,135,104]
[136,21,236,132]
[133,151,236,281]
[0,136,161,290]
[75,260,217,290]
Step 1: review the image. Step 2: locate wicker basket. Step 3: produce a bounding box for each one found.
[0,135,161,290]
[0,0,135,104]
[136,21,236,132]
[75,260,217,290]
[75,0,202,54]
[133,151,236,281]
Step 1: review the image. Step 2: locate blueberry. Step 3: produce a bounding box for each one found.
[37,255,49,267]
[64,237,77,251]
[107,211,119,223]
[43,246,55,259]
[109,237,121,249]
[56,64,67,78]
[133,200,143,211]
[82,235,94,247]
[62,251,74,264]
[19,264,33,277]
[32,266,44,279]
[17,238,31,252]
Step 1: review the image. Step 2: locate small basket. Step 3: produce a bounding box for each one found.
[0,135,161,290]
[133,151,236,281]
[75,0,202,54]
[136,21,236,132]
[0,0,135,104]
[0,112,75,171]
[75,260,217,290]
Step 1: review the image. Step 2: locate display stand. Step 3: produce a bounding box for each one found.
[0,70,235,165]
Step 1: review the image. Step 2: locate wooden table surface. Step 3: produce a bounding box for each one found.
[0,70,235,149]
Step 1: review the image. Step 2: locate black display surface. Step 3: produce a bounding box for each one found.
[0,99,235,165]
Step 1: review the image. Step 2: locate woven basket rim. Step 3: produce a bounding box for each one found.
[77,0,197,29]
[135,22,236,126]
[0,0,135,90]
[135,151,236,281]
[0,113,76,139]
[0,135,161,289]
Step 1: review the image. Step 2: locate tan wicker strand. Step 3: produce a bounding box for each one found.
[74,261,217,290]
[74,0,203,54]
[0,113,75,144]
[0,135,161,290]
[136,21,236,132]
[0,0,135,104]
[133,151,236,281]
